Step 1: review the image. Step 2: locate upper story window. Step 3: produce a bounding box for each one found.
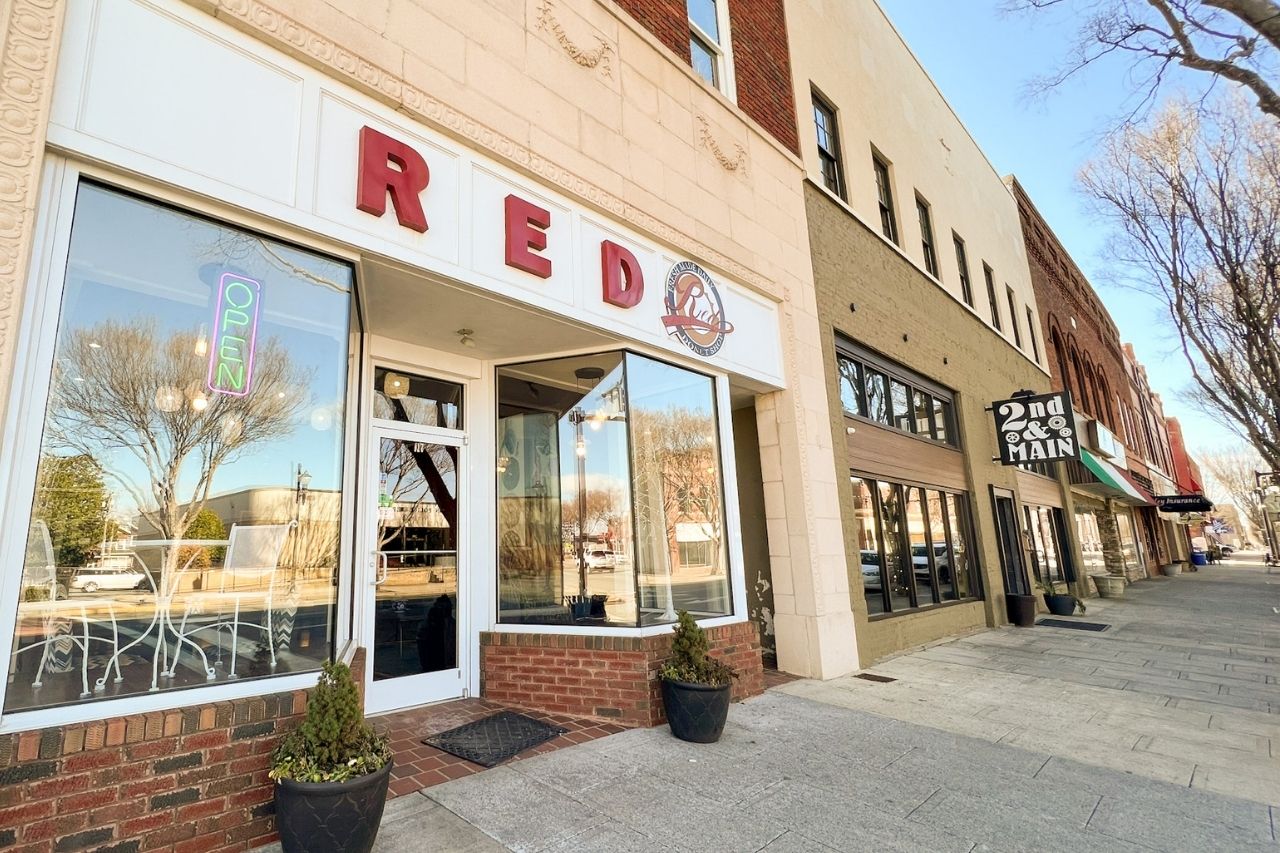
[812,92,844,199]
[835,341,958,448]
[916,195,938,278]
[688,0,732,95]
[1006,286,1023,349]
[953,233,974,307]
[984,263,1001,331]
[872,153,899,245]
[1025,306,1041,363]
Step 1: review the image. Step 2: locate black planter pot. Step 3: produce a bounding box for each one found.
[661,678,731,743]
[1043,593,1076,616]
[274,759,392,853]
[1006,593,1038,627]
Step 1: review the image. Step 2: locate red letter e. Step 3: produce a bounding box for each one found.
[504,195,553,279]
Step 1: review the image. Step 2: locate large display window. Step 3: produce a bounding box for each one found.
[853,474,980,616]
[496,352,731,627]
[4,183,353,713]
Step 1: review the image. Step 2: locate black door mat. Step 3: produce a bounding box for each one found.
[423,711,568,767]
[1036,619,1110,632]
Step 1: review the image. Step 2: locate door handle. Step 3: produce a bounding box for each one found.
[373,552,389,586]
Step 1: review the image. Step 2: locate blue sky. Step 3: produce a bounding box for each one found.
[878,0,1233,456]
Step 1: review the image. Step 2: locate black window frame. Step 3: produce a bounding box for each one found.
[835,338,960,448]
[1006,286,1023,348]
[1025,305,1041,363]
[984,263,1001,331]
[872,152,898,245]
[916,194,939,278]
[812,90,845,200]
[853,473,983,617]
[953,233,973,306]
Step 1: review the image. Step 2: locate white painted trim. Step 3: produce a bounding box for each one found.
[688,0,737,104]
[361,420,470,713]
[0,672,322,735]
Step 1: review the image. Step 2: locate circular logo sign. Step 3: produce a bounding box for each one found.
[661,261,734,357]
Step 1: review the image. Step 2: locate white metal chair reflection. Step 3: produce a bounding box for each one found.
[163,522,296,682]
[10,520,124,697]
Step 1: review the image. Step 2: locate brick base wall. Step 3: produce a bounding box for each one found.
[0,691,300,853]
[0,650,367,853]
[480,621,764,727]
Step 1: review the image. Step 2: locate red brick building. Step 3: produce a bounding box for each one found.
[1007,177,1188,587]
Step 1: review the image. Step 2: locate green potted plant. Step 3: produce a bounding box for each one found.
[1036,578,1086,617]
[658,611,738,743]
[270,660,392,853]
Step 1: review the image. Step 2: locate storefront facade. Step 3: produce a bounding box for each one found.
[785,0,1064,666]
[0,0,850,847]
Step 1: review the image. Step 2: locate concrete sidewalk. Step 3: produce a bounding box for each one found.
[356,561,1278,851]
[777,560,1280,804]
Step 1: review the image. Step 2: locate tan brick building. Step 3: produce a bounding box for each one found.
[782,1,1072,666]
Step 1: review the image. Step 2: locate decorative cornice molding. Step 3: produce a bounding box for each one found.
[201,0,773,295]
[0,0,63,429]
[535,0,613,77]
[696,114,747,175]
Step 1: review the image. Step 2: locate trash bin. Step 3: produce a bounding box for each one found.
[1190,551,1208,566]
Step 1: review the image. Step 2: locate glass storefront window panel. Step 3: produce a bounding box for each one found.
[626,353,730,626]
[1037,507,1062,585]
[1074,509,1105,571]
[1115,512,1141,572]
[837,356,863,418]
[496,353,636,626]
[928,490,957,601]
[905,487,938,604]
[913,390,934,438]
[933,398,951,445]
[1023,505,1045,585]
[373,367,462,429]
[373,438,458,679]
[852,477,885,615]
[865,370,889,424]
[878,482,912,611]
[6,182,351,713]
[890,380,913,433]
[945,492,973,599]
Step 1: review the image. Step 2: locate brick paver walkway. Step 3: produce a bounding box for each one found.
[377,698,628,797]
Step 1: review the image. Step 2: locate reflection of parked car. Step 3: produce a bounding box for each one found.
[860,550,882,591]
[911,544,950,585]
[585,549,616,572]
[69,555,147,593]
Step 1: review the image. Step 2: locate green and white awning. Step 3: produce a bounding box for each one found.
[1076,448,1152,505]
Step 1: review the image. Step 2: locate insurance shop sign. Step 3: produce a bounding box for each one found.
[992,391,1079,465]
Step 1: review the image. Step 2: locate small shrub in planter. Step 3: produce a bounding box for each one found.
[1036,580,1086,617]
[270,660,392,853]
[658,611,738,743]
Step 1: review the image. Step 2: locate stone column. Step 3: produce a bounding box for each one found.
[755,293,858,680]
[1096,506,1127,578]
[0,0,66,442]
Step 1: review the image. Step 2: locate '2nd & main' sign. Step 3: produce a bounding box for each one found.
[992,391,1078,465]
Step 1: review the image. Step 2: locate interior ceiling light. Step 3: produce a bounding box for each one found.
[457,328,476,348]
[383,371,409,399]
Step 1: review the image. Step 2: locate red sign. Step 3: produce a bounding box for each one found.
[354,125,734,357]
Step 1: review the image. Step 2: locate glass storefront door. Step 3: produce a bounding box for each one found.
[363,424,464,713]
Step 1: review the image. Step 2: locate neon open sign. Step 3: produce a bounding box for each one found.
[206,273,262,398]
